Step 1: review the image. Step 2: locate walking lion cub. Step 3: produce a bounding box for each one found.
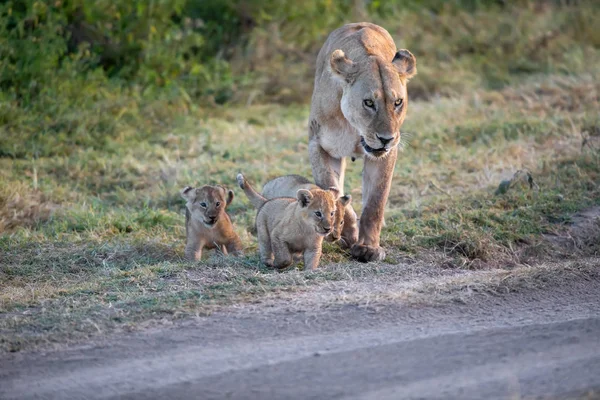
[261,175,357,248]
[237,173,338,270]
[180,185,243,261]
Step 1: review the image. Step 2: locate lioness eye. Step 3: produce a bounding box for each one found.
[215,202,221,207]
[363,99,375,108]
[394,98,404,107]
[200,202,207,208]
[315,211,322,218]
[330,211,334,216]
[340,220,344,225]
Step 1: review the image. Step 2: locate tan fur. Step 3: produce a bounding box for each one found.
[237,173,337,270]
[261,175,357,248]
[308,23,416,262]
[180,185,243,261]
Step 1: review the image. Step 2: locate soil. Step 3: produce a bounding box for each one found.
[2,269,600,400]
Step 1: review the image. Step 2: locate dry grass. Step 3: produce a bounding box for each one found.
[232,257,600,314]
[0,190,58,232]
[544,207,600,256]
[1,68,599,352]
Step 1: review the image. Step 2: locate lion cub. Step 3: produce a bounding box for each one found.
[237,173,337,270]
[261,175,358,248]
[180,185,243,261]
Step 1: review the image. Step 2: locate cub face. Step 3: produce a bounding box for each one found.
[297,187,338,237]
[181,185,234,228]
[325,195,353,243]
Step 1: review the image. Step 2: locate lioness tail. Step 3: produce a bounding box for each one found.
[236,173,267,209]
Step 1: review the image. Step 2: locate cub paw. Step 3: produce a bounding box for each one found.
[273,259,293,270]
[337,236,352,250]
[350,244,385,263]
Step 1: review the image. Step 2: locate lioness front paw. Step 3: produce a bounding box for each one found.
[351,244,385,263]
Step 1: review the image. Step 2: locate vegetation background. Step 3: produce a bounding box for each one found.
[2,0,599,157]
[1,0,599,352]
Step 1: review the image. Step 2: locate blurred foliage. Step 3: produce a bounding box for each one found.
[0,0,233,101]
[0,0,599,157]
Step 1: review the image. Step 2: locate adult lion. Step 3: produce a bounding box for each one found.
[308,22,417,262]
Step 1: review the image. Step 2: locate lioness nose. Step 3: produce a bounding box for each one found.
[377,134,393,146]
[323,226,331,233]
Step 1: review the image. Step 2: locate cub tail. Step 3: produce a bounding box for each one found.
[237,173,267,209]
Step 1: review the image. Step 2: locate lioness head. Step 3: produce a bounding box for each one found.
[297,187,338,236]
[181,185,234,228]
[330,48,416,158]
[325,195,353,243]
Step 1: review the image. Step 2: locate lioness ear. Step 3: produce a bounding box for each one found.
[327,186,340,199]
[181,186,195,202]
[297,189,313,208]
[392,49,417,80]
[330,49,358,84]
[226,189,234,206]
[339,194,352,207]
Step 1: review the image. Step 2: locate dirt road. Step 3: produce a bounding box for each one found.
[2,277,600,400]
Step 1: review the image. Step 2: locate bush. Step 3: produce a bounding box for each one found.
[0,0,599,157]
[0,0,238,103]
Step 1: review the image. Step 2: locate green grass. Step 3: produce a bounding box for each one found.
[2,2,600,352]
[2,73,599,351]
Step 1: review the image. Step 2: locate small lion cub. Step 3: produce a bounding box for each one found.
[237,173,338,271]
[180,185,243,261]
[261,174,357,248]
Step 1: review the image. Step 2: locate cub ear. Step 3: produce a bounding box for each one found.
[392,49,417,80]
[327,186,340,199]
[215,185,233,206]
[181,186,195,202]
[330,49,359,84]
[339,194,352,207]
[296,189,313,208]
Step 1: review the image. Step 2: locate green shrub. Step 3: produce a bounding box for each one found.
[0,0,599,157]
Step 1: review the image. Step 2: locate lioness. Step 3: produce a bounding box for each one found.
[237,173,337,270]
[261,175,357,248]
[180,185,243,261]
[309,22,417,262]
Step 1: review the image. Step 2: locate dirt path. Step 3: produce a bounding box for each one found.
[2,272,600,399]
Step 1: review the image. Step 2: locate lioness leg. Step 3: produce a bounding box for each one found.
[309,139,344,190]
[351,147,398,262]
[309,138,359,248]
[271,237,293,270]
[336,157,347,195]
